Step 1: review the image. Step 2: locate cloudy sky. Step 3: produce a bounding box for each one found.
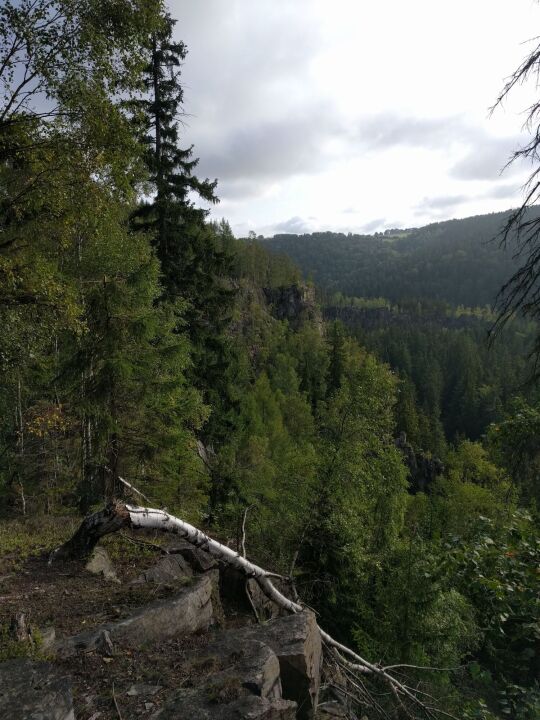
[171,0,539,236]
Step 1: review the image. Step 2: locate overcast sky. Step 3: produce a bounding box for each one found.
[170,0,539,237]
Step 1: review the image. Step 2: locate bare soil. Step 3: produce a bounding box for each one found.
[0,520,253,719]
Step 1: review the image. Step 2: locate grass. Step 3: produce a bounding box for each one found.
[0,513,167,571]
[0,515,79,571]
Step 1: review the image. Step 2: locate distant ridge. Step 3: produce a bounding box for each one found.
[260,207,540,307]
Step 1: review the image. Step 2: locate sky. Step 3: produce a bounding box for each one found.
[170,0,540,237]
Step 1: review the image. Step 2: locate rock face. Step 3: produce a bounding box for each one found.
[57,573,217,657]
[152,637,297,720]
[395,431,444,494]
[0,658,74,720]
[264,285,322,332]
[216,612,322,719]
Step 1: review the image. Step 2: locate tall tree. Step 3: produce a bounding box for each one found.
[133,13,217,287]
[132,13,234,416]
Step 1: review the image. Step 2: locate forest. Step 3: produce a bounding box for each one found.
[261,210,540,308]
[0,2,538,720]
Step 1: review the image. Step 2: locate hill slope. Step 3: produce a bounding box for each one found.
[261,209,540,307]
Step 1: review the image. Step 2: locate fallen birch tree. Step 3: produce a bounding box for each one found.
[51,493,457,720]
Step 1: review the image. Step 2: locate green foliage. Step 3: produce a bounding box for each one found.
[261,211,536,308]
[0,625,47,662]
[488,398,540,508]
[447,512,539,680]
[300,351,409,640]
[130,18,235,417]
[446,511,540,718]
[1,7,539,718]
[353,538,479,672]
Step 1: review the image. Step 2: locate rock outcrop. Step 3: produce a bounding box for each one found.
[0,658,74,720]
[131,552,193,585]
[154,637,297,719]
[165,539,219,572]
[1,533,327,719]
[395,431,444,494]
[56,572,217,658]
[264,284,322,331]
[214,611,322,719]
[84,546,120,583]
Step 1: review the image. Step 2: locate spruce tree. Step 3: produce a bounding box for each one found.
[132,13,234,426]
[134,13,217,289]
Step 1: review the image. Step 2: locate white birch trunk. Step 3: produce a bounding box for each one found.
[126,505,302,615]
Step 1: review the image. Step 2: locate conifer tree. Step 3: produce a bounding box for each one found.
[132,13,234,416]
[134,13,218,291]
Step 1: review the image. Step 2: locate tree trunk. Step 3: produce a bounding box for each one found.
[50,500,130,561]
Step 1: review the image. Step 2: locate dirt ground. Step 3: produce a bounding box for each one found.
[0,517,254,719]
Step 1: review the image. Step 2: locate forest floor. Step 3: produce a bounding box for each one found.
[0,515,253,719]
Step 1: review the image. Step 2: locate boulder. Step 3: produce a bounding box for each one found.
[152,638,296,719]
[56,573,217,657]
[202,635,283,700]
[39,626,56,652]
[131,553,193,585]
[226,611,322,719]
[0,658,74,720]
[127,683,162,697]
[315,701,349,718]
[85,546,120,583]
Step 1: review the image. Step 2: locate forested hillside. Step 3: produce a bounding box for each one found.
[0,3,538,720]
[262,210,540,306]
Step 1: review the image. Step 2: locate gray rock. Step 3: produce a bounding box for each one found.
[85,546,120,583]
[165,539,218,572]
[203,636,283,700]
[263,284,322,332]
[131,553,193,585]
[56,573,217,657]
[316,701,349,718]
[152,639,296,719]
[224,611,322,719]
[126,683,162,697]
[95,629,114,657]
[39,626,56,653]
[0,658,74,720]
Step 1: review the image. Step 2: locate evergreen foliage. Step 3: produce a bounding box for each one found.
[0,6,538,719]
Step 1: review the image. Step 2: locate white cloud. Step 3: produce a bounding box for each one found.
[170,0,539,234]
